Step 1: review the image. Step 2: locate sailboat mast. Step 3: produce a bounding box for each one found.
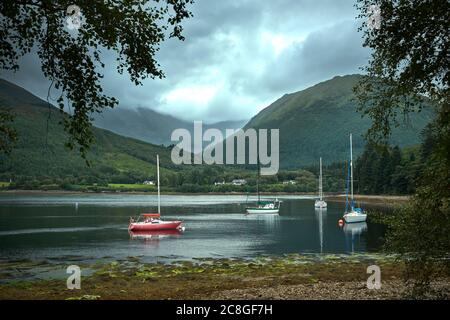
[319,157,323,200]
[257,161,261,203]
[157,154,160,215]
[350,134,354,203]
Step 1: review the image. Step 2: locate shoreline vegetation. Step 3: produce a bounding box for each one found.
[0,140,422,197]
[0,255,447,300]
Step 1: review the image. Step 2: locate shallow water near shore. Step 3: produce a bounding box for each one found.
[0,194,386,268]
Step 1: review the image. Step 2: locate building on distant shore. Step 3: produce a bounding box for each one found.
[214,181,226,186]
[143,180,155,185]
[232,179,247,186]
[283,180,297,185]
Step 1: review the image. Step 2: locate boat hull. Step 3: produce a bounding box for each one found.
[314,200,327,208]
[129,221,183,231]
[129,229,183,239]
[246,208,279,214]
[343,212,367,223]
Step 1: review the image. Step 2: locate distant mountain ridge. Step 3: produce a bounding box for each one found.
[0,79,178,182]
[93,107,247,147]
[243,74,434,168]
[0,74,434,182]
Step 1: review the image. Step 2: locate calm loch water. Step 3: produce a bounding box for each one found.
[0,194,386,264]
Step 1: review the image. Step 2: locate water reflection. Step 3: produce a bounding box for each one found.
[252,214,280,233]
[315,208,327,253]
[129,229,183,242]
[343,222,368,253]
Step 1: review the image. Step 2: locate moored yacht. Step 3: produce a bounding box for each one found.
[128,155,184,232]
[314,157,327,209]
[343,134,367,223]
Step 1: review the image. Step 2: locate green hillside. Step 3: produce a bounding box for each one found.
[0,79,178,186]
[0,76,431,195]
[244,74,434,168]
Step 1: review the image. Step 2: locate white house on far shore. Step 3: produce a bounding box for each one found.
[232,179,247,186]
[143,180,155,185]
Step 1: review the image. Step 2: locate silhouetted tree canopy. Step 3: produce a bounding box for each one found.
[355,0,448,144]
[0,0,194,157]
[355,0,449,297]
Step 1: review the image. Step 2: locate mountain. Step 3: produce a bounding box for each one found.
[0,79,179,184]
[93,107,247,147]
[0,74,434,185]
[243,74,434,168]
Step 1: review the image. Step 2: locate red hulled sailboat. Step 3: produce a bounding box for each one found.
[128,155,184,232]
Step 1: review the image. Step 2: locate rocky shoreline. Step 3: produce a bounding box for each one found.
[210,280,449,300]
[0,254,447,300]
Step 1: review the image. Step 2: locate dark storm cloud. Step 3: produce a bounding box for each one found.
[261,20,369,94]
[1,0,369,122]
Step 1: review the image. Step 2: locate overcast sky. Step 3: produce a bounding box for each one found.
[3,0,370,123]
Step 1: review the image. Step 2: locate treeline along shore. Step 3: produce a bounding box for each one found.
[0,143,425,199]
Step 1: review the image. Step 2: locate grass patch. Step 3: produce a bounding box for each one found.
[108,183,156,191]
[0,181,10,188]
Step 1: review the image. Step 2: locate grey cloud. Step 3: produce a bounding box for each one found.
[260,20,369,94]
[1,0,368,122]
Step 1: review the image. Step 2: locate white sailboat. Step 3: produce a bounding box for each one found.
[246,200,281,214]
[314,157,327,208]
[343,134,367,223]
[246,162,281,214]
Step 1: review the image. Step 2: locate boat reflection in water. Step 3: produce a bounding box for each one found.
[343,222,368,253]
[315,208,327,253]
[129,228,184,242]
[252,212,280,233]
